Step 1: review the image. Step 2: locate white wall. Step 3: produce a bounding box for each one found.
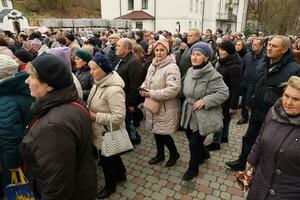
[101,0,120,19]
[101,0,247,33]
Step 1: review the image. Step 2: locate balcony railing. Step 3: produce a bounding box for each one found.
[216,12,237,22]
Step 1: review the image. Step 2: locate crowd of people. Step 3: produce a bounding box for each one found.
[0,26,300,200]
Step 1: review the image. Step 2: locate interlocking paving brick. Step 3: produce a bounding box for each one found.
[142,188,153,197]
[151,184,161,192]
[227,187,244,197]
[161,187,176,197]
[198,184,213,194]
[95,113,250,199]
[151,191,167,199]
[121,189,136,199]
[220,191,232,200]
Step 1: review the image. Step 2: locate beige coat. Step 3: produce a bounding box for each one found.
[87,71,126,150]
[141,55,181,134]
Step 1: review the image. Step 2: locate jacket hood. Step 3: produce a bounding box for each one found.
[0,71,31,96]
[31,84,80,117]
[93,71,125,89]
[272,98,300,126]
[152,54,176,69]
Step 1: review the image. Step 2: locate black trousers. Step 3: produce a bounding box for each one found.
[153,134,178,159]
[185,127,208,172]
[100,153,126,190]
[240,87,249,119]
[238,113,264,164]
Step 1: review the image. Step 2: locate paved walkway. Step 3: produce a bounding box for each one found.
[96,112,249,200]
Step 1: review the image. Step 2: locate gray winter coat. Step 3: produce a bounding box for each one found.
[180,62,229,135]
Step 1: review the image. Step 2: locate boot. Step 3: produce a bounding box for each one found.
[165,152,180,167]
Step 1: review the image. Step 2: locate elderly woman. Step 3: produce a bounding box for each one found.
[246,76,300,200]
[21,53,96,200]
[140,39,181,168]
[0,55,33,193]
[75,48,93,101]
[87,53,127,199]
[181,42,229,181]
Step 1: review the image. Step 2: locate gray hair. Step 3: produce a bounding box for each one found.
[119,38,133,50]
[272,35,290,48]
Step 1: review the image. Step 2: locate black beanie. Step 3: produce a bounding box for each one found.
[32,53,73,90]
[66,33,75,41]
[14,49,33,63]
[220,41,235,55]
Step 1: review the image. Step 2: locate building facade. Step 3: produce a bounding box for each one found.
[101,0,248,33]
[0,0,29,33]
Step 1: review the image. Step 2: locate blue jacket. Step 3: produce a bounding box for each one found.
[0,72,33,170]
[247,49,300,121]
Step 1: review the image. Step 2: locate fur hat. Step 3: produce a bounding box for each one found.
[154,39,170,53]
[92,53,112,73]
[0,54,19,82]
[189,42,214,60]
[220,41,235,55]
[31,53,73,90]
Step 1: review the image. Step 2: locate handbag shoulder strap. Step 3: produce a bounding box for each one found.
[66,101,90,116]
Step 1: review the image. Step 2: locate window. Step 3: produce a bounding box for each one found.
[128,0,134,10]
[1,0,7,7]
[142,0,148,9]
[190,0,193,11]
[196,0,199,13]
[194,21,197,28]
[136,22,143,29]
[189,21,192,29]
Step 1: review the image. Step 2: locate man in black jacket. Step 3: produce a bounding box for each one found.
[237,37,265,125]
[115,38,145,144]
[226,35,300,171]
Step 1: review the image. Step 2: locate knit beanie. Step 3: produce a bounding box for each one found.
[154,39,170,53]
[47,47,72,72]
[92,53,113,73]
[14,48,33,63]
[76,48,92,63]
[220,41,235,55]
[31,53,73,90]
[0,54,18,82]
[189,42,214,60]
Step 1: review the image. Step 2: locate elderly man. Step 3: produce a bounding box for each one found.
[177,28,201,78]
[226,35,300,171]
[103,33,120,68]
[115,38,144,144]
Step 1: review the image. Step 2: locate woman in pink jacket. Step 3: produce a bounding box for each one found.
[140,39,181,167]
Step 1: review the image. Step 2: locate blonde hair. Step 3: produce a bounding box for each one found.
[26,62,43,82]
[286,76,300,90]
